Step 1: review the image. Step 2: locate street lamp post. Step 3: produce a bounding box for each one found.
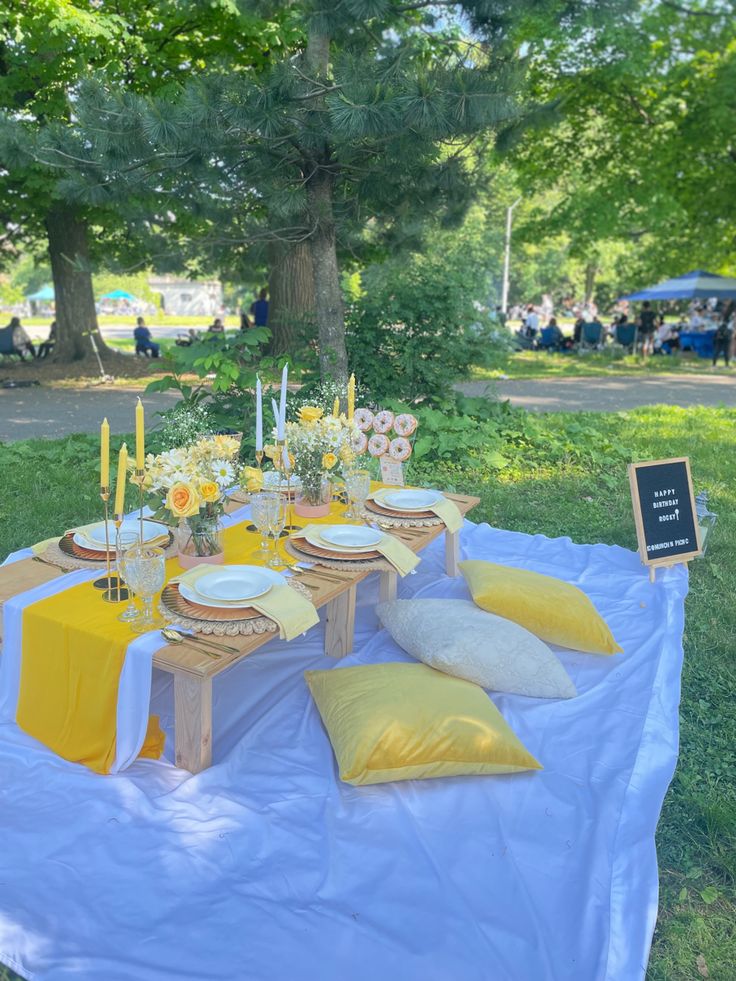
[501,197,522,315]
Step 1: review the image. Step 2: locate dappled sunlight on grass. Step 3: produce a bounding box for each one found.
[472,350,727,381]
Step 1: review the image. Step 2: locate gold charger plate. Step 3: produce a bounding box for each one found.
[289,536,382,562]
[161,584,262,622]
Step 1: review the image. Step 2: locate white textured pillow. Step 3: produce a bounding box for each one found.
[376,599,575,699]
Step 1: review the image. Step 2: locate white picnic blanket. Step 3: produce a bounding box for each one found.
[0,522,687,981]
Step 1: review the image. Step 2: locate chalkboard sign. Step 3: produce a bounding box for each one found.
[628,457,702,571]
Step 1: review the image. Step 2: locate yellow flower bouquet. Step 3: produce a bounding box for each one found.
[143,435,241,563]
[284,408,359,515]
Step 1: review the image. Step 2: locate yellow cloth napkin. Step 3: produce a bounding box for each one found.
[173,566,319,642]
[297,524,420,577]
[371,488,463,533]
[70,519,169,550]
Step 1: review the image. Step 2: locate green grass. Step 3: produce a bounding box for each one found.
[473,349,724,380]
[0,405,734,979]
[24,314,241,328]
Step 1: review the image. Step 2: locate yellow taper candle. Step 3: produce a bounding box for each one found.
[333,396,339,418]
[135,397,145,470]
[347,373,355,422]
[113,443,128,517]
[100,417,110,488]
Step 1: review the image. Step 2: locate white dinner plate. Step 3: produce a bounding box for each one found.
[262,471,302,491]
[191,567,276,603]
[319,525,383,549]
[73,519,168,552]
[304,526,385,554]
[379,489,442,511]
[180,566,285,609]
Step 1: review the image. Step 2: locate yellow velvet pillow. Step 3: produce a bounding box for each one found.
[304,663,541,786]
[459,560,621,655]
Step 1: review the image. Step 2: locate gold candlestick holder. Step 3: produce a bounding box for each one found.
[93,486,118,591]
[132,468,146,546]
[278,439,300,537]
[102,515,130,604]
[244,449,266,533]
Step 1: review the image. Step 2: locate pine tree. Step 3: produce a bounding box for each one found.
[52,0,632,381]
[0,1,274,362]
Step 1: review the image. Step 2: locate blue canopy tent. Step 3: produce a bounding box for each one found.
[100,289,138,301]
[26,284,55,302]
[620,270,736,302]
[620,270,736,360]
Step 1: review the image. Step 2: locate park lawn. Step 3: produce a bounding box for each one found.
[23,314,242,329]
[472,349,727,381]
[0,405,734,979]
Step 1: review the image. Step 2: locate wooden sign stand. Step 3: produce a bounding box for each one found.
[628,457,702,583]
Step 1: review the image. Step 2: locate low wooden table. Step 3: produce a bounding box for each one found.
[0,492,479,774]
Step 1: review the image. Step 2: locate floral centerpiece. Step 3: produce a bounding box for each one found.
[144,434,241,566]
[281,406,358,517]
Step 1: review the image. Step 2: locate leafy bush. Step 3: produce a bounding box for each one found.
[346,249,501,407]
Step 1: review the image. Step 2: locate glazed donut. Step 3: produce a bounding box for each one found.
[354,408,374,432]
[393,413,417,437]
[389,436,412,462]
[350,431,368,454]
[368,433,390,457]
[373,410,395,434]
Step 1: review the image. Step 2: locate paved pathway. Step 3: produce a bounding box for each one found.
[0,387,179,442]
[457,373,736,412]
[1,373,734,443]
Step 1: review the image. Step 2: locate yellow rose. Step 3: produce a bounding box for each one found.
[322,452,338,470]
[264,444,280,461]
[299,405,323,424]
[199,480,221,504]
[166,481,201,519]
[241,467,264,492]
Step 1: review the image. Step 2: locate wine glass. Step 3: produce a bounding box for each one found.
[250,492,280,562]
[123,545,166,634]
[344,468,371,520]
[116,530,141,622]
[266,494,288,568]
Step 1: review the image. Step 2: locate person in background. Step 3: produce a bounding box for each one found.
[573,315,584,346]
[250,288,269,327]
[36,320,57,359]
[7,317,36,358]
[133,317,160,358]
[637,301,657,355]
[207,318,225,334]
[712,318,732,368]
[546,316,564,348]
[523,304,539,339]
[240,306,251,330]
[494,305,507,329]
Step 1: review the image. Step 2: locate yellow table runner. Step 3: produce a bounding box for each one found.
[17,492,419,773]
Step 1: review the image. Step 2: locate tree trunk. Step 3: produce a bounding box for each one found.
[45,206,110,362]
[267,240,315,356]
[584,262,598,306]
[303,30,349,387]
[306,172,348,385]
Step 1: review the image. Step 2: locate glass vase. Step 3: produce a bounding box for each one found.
[177,513,224,568]
[294,477,332,518]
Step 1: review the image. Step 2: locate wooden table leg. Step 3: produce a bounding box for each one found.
[379,570,398,603]
[445,529,460,577]
[174,672,212,773]
[325,585,356,658]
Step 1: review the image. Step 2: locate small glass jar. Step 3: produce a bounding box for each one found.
[177,512,224,568]
[695,491,717,556]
